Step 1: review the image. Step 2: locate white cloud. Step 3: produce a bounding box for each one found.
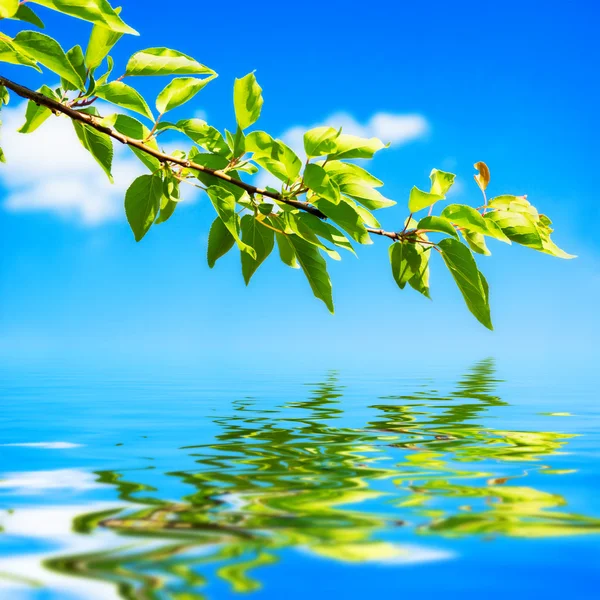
[0,101,199,225]
[0,102,147,225]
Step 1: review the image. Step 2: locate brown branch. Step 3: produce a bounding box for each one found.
[0,75,326,219]
[0,75,408,242]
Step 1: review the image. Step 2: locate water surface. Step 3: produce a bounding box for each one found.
[1,360,599,598]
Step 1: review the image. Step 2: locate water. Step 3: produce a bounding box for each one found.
[1,359,599,599]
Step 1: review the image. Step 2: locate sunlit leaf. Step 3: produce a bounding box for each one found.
[429,168,455,196]
[438,238,492,329]
[175,118,230,156]
[442,203,510,243]
[288,234,334,313]
[327,133,387,160]
[0,0,19,18]
[18,84,59,133]
[0,35,41,70]
[304,126,340,157]
[417,215,459,239]
[485,210,543,249]
[124,173,163,241]
[304,164,340,204]
[30,0,137,34]
[207,216,235,268]
[389,241,425,289]
[233,71,263,130]
[96,81,154,120]
[14,30,85,89]
[322,160,383,188]
[463,230,491,255]
[314,197,371,244]
[408,186,444,213]
[9,4,45,28]
[125,47,214,76]
[85,14,123,70]
[155,176,180,224]
[240,215,275,284]
[207,186,256,259]
[103,113,161,171]
[72,119,113,182]
[156,76,213,114]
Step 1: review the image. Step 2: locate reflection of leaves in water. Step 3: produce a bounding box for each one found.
[43,360,600,598]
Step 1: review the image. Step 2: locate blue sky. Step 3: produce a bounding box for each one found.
[0,0,598,369]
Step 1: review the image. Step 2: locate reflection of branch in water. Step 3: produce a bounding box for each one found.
[42,361,600,599]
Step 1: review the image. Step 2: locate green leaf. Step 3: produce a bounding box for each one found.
[280,212,340,260]
[125,47,214,76]
[462,230,491,255]
[103,113,161,171]
[304,164,340,204]
[0,35,41,71]
[207,186,256,259]
[0,85,9,105]
[487,194,538,218]
[155,177,180,225]
[29,0,137,35]
[247,131,301,183]
[273,227,299,269]
[539,236,576,259]
[408,248,431,298]
[304,126,340,157]
[438,238,492,329]
[339,182,395,210]
[207,217,235,268]
[156,76,212,114]
[10,4,45,28]
[240,215,275,284]
[95,54,114,86]
[228,126,245,158]
[288,235,334,313]
[353,197,380,228]
[314,197,371,244]
[408,186,444,213]
[233,72,263,130]
[95,81,154,120]
[485,210,543,249]
[417,215,459,239]
[174,118,230,156]
[297,213,355,255]
[322,160,383,188]
[85,15,122,70]
[327,133,387,160]
[124,173,163,241]
[14,31,84,89]
[442,203,511,243]
[67,45,86,84]
[18,84,59,133]
[389,241,425,289]
[429,168,456,196]
[73,119,113,182]
[0,0,18,18]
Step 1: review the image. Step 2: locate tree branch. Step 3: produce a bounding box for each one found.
[0,75,404,241]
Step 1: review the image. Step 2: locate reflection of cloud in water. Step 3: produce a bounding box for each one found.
[0,469,105,494]
[0,504,126,600]
[0,442,83,449]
